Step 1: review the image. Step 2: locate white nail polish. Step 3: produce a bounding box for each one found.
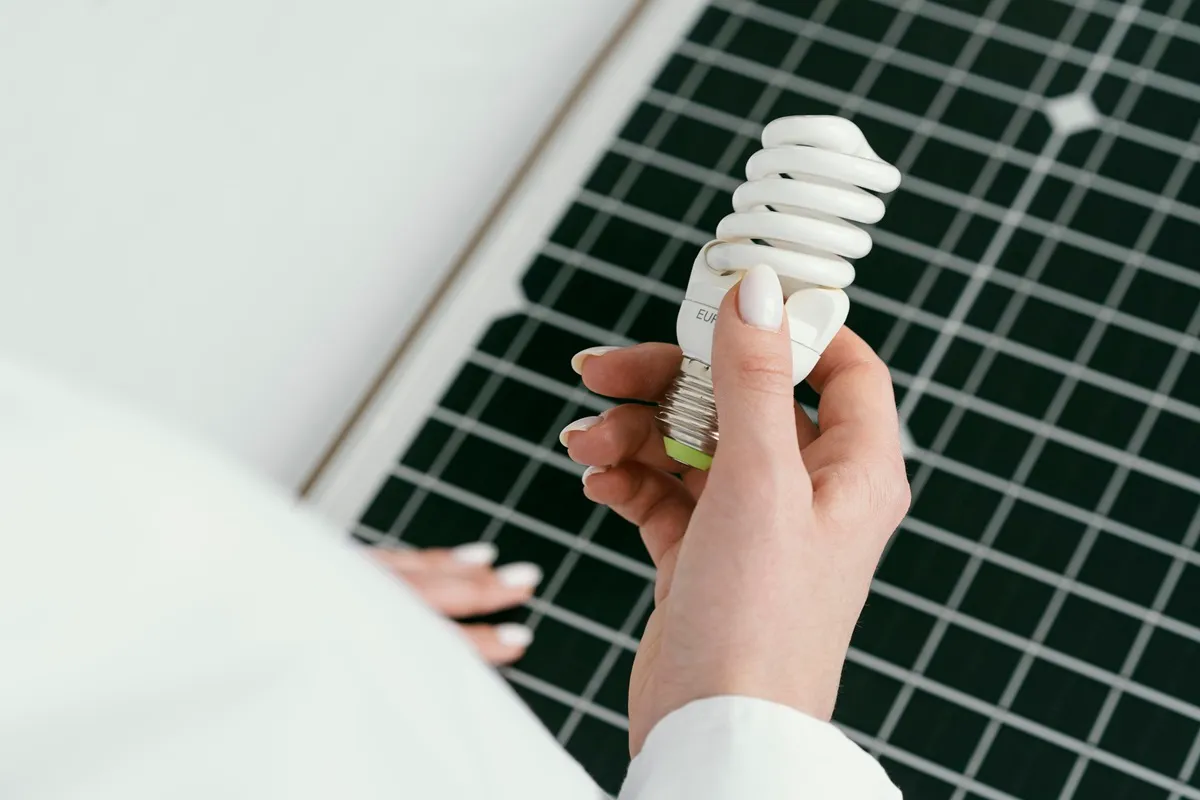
[496,562,543,588]
[738,264,784,331]
[451,542,498,566]
[570,345,621,375]
[582,465,609,485]
[559,415,603,447]
[495,623,534,648]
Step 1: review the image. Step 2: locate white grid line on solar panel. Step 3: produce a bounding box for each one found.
[354,525,646,651]
[874,0,1200,103]
[638,87,1200,261]
[769,0,1200,106]
[1058,128,1200,798]
[846,726,1024,800]
[606,121,1200,384]
[378,461,1200,782]
[509,654,1067,800]
[429,389,1200,659]
[467,329,1200,588]
[371,468,1200,797]
[468,331,1200,568]
[872,0,1190,398]
[532,237,1200,502]
[510,667,1026,800]
[514,2,851,736]
[424,393,1200,659]
[1001,108,1200,798]
[621,98,1200,313]
[358,533,1195,800]
[563,191,1200,432]
[723,0,1200,114]
[378,7,756,581]
[669,23,1200,237]
[1063,511,1200,797]
[773,0,1010,384]
[504,666,632,730]
[653,46,1200,277]
[604,137,1200,347]
[519,281,1200,573]
[510,654,1053,800]
[556,584,654,745]
[372,465,656,580]
[824,0,931,121]
[881,1,1186,780]
[1067,0,1200,45]
[426,406,583,475]
[1175,736,1200,800]
[677,33,1198,162]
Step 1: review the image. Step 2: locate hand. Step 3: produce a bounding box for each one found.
[563,264,910,754]
[370,543,543,665]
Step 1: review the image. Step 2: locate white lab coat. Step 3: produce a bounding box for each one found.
[0,356,900,799]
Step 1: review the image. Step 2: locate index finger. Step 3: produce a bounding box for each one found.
[806,327,901,444]
[577,342,683,401]
[805,328,908,526]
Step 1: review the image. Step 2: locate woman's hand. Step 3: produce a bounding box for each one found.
[563,264,910,755]
[371,544,542,665]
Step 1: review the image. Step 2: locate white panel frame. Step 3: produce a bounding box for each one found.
[305,0,710,528]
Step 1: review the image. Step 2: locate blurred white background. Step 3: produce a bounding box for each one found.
[0,0,635,489]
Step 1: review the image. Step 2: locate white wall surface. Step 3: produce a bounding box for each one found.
[0,0,636,490]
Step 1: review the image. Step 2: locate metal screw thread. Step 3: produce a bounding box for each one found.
[656,356,719,456]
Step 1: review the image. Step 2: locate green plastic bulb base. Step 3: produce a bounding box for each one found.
[663,436,714,471]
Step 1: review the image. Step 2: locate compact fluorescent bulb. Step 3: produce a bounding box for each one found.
[656,115,902,470]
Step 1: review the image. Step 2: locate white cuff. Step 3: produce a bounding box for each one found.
[620,696,901,799]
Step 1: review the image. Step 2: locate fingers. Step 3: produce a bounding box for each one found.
[575,342,683,402]
[560,404,683,474]
[804,328,909,529]
[460,623,534,666]
[709,265,805,469]
[807,328,901,441]
[372,541,499,574]
[795,402,820,449]
[370,545,539,665]
[394,558,544,619]
[582,462,693,567]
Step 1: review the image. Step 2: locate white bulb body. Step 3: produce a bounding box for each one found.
[673,115,901,387]
[676,247,850,385]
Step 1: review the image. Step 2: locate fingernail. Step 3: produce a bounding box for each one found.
[495,623,534,648]
[571,345,621,375]
[452,542,498,566]
[559,415,603,447]
[582,465,609,486]
[737,264,784,331]
[496,562,543,588]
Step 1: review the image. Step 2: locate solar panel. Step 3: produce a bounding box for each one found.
[313,0,1200,795]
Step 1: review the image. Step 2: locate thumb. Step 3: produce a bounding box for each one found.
[710,263,800,465]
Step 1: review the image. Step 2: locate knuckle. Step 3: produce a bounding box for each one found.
[819,456,909,532]
[864,457,907,511]
[734,353,794,397]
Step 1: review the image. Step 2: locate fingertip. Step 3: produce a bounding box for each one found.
[559,415,604,448]
[495,623,534,649]
[451,541,499,567]
[461,624,532,666]
[578,342,683,401]
[581,464,619,503]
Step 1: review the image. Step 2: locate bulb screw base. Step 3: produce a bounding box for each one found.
[657,356,718,470]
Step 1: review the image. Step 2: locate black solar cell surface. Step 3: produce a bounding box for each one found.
[353,1,1200,796]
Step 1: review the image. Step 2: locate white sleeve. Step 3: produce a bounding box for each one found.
[619,697,901,800]
[0,357,603,800]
